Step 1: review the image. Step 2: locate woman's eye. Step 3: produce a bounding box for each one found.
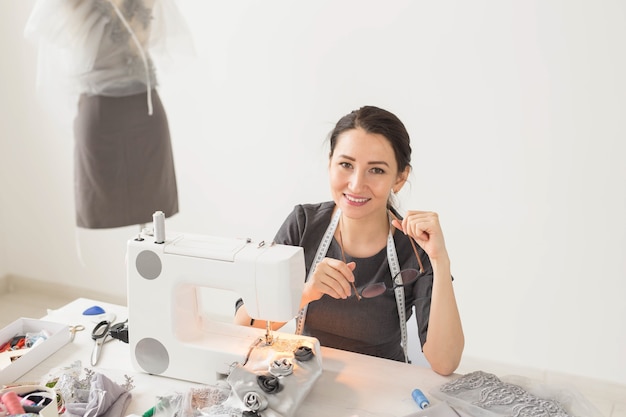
[371,167,385,174]
[339,162,353,169]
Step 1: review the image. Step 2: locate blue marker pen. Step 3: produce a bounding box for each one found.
[412,389,430,409]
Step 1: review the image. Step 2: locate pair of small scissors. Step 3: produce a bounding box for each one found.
[69,324,85,342]
[90,320,111,366]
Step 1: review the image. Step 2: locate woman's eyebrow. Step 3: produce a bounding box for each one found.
[338,154,390,167]
[368,160,390,167]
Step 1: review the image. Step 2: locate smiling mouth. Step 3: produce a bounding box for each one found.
[344,194,371,204]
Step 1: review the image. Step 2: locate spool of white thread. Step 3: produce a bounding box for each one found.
[153,211,165,244]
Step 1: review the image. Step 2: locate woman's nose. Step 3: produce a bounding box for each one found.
[348,170,366,191]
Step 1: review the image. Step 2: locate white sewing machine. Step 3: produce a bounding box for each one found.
[126,213,321,384]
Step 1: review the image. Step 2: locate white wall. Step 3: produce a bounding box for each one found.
[1,1,625,385]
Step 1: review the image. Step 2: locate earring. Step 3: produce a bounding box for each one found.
[389,189,398,203]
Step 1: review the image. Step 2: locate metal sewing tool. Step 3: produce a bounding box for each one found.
[90,320,111,366]
[69,324,85,342]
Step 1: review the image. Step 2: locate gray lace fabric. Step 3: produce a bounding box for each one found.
[434,371,576,417]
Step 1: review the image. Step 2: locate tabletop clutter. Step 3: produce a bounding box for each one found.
[0,362,603,417]
[0,304,603,417]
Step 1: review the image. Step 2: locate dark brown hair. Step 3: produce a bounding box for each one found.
[328,105,412,173]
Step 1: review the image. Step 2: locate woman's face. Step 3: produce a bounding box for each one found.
[329,127,408,221]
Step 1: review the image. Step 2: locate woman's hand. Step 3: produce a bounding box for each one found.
[302,258,356,304]
[392,210,448,263]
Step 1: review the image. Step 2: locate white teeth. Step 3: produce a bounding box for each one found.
[345,195,369,203]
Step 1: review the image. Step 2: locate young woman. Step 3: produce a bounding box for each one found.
[236,106,464,375]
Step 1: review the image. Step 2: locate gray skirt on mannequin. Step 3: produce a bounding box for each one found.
[74,89,179,229]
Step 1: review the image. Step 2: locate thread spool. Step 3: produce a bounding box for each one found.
[411,388,430,409]
[1,391,26,415]
[153,211,165,244]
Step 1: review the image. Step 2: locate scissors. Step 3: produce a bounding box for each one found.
[69,324,85,342]
[90,320,111,366]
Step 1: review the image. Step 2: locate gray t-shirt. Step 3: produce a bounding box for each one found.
[274,201,434,362]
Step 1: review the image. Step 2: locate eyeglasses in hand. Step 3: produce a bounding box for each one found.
[356,268,421,299]
[338,208,425,301]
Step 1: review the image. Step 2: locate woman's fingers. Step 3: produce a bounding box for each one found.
[310,258,355,299]
[396,210,448,261]
[405,211,436,236]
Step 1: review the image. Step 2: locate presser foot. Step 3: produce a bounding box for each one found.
[264,321,274,345]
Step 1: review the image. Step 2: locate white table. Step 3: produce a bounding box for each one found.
[20,298,456,417]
